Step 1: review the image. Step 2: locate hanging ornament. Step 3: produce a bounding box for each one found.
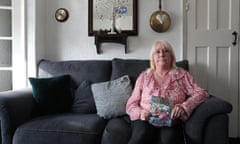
[150,0,171,32]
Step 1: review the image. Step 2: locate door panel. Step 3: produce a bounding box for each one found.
[186,0,239,137]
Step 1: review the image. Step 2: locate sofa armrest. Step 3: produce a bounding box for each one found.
[184,95,232,144]
[0,88,35,144]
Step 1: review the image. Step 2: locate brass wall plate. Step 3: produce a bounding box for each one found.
[150,10,171,33]
[55,8,69,22]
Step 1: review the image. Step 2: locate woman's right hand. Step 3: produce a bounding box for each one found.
[140,110,150,121]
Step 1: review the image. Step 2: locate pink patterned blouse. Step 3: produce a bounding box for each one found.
[126,67,209,121]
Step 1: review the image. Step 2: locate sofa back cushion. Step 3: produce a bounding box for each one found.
[38,59,112,87]
[111,58,189,85]
[176,60,189,71]
[111,58,150,86]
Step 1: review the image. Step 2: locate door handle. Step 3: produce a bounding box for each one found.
[232,31,237,46]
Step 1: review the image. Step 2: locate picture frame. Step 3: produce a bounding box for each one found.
[88,0,138,36]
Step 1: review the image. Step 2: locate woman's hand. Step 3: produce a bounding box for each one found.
[171,105,186,120]
[140,110,150,121]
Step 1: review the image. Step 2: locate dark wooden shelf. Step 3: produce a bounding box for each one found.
[94,34,128,54]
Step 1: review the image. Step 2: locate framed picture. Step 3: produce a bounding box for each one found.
[88,0,138,36]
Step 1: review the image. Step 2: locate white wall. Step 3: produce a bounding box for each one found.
[35,0,183,61]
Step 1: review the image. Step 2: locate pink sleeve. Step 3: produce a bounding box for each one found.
[180,71,209,120]
[126,72,145,120]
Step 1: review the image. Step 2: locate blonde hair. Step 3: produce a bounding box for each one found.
[149,40,176,71]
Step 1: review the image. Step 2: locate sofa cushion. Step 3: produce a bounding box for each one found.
[111,58,149,86]
[29,75,72,115]
[101,117,131,144]
[38,59,112,87]
[13,114,107,144]
[176,59,189,71]
[91,75,132,119]
[72,80,97,114]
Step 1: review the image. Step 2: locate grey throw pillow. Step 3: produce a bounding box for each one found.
[91,75,132,119]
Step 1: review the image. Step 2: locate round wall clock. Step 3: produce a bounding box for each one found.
[55,8,69,22]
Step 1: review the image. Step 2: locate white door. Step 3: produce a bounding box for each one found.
[186,0,239,137]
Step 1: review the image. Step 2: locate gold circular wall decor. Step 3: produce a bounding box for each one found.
[150,10,171,33]
[150,0,171,33]
[55,8,69,22]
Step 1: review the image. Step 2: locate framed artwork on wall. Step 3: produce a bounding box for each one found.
[88,0,138,36]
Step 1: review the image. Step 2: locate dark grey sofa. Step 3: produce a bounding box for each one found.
[0,58,232,144]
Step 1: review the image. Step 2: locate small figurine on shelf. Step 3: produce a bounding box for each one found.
[108,3,122,35]
[108,10,117,34]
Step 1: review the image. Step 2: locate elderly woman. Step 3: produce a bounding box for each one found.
[126,40,209,144]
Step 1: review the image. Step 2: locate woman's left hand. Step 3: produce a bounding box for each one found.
[171,105,185,120]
